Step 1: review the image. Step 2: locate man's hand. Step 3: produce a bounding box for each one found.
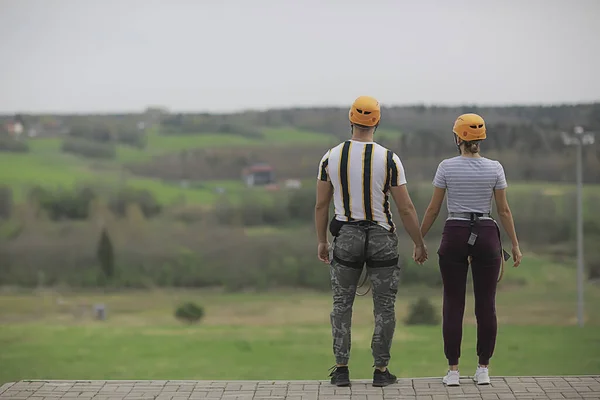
[318,241,330,264]
[413,244,428,265]
[512,245,522,267]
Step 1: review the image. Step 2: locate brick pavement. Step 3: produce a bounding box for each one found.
[1,376,599,400]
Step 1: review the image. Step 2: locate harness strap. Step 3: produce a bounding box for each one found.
[329,219,397,296]
[448,212,491,219]
[458,212,511,283]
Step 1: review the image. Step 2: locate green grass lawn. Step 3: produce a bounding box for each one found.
[1,253,600,384]
[1,323,598,383]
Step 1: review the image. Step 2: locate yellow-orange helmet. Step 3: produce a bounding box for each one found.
[349,96,381,127]
[452,113,486,141]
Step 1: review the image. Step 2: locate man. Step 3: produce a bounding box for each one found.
[315,95,428,387]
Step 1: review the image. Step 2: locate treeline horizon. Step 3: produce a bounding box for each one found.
[2,100,599,117]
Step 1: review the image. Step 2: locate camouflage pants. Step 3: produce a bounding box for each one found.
[329,222,401,367]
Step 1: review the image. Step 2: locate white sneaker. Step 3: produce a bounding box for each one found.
[473,367,490,385]
[443,370,460,386]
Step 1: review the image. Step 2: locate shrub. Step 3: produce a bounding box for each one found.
[404,297,440,326]
[97,228,115,280]
[108,188,161,218]
[0,186,13,219]
[587,249,600,281]
[68,123,114,143]
[116,128,147,148]
[31,185,96,220]
[61,137,116,159]
[175,302,205,324]
[0,137,29,152]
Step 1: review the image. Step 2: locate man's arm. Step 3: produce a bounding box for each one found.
[389,152,425,247]
[390,184,425,247]
[315,180,333,244]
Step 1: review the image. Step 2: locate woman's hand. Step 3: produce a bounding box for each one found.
[512,245,522,267]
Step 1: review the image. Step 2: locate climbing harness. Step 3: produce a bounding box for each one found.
[448,212,511,282]
[356,267,371,296]
[329,218,397,296]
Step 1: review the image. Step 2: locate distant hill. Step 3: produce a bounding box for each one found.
[1,102,599,188]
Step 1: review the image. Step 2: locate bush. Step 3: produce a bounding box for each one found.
[97,228,115,280]
[116,128,147,148]
[587,247,600,281]
[287,187,315,222]
[68,123,114,143]
[31,185,96,220]
[0,137,29,152]
[0,186,13,219]
[108,188,161,218]
[61,137,116,159]
[174,302,205,324]
[404,297,440,326]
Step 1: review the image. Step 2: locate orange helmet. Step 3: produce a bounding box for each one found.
[452,113,486,141]
[349,96,381,127]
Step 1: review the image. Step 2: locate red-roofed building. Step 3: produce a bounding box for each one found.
[242,163,275,187]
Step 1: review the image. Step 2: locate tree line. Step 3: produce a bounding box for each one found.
[0,182,599,290]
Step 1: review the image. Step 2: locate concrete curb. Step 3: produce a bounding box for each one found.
[0,383,14,396]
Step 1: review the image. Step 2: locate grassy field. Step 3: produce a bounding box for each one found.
[1,254,600,384]
[1,128,336,204]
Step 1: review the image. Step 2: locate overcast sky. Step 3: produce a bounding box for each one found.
[0,0,598,114]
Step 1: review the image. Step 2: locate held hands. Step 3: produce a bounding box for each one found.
[317,241,330,264]
[413,243,428,265]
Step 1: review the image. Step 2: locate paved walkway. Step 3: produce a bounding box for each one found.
[1,377,599,400]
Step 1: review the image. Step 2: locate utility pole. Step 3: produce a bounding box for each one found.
[561,126,595,327]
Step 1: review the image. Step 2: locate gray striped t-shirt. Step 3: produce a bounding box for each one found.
[432,156,507,217]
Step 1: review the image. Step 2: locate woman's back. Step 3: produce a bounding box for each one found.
[433,156,507,215]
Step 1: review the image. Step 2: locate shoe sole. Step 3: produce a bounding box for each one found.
[444,382,460,387]
[333,380,351,387]
[372,380,397,387]
[473,378,490,385]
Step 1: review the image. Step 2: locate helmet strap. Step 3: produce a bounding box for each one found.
[454,134,461,154]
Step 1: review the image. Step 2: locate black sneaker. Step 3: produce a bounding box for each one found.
[329,365,350,386]
[373,368,397,387]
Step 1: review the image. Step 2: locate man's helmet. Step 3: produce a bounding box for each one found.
[452,113,486,142]
[349,96,381,127]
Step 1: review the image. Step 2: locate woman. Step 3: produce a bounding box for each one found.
[418,113,522,386]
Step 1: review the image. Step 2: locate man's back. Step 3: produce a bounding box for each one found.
[318,139,406,232]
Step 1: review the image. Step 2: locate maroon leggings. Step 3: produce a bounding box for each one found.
[438,219,502,366]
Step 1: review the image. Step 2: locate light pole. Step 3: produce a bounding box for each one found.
[561,126,595,327]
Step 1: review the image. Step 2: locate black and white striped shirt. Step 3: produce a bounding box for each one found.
[318,140,406,232]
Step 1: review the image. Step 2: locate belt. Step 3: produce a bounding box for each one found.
[446,212,510,282]
[448,212,492,219]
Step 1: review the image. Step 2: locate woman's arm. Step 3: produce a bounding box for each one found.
[420,187,446,238]
[493,188,519,247]
[493,188,522,267]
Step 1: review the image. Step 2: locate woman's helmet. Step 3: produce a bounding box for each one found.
[452,113,486,142]
[349,96,381,127]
